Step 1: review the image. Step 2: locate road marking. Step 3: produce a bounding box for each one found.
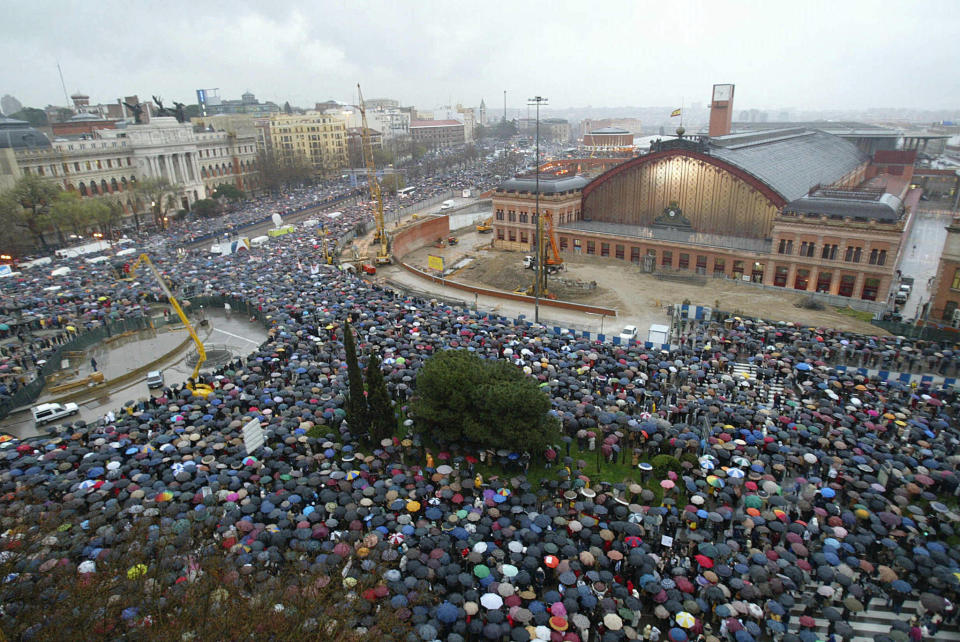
[211,328,261,345]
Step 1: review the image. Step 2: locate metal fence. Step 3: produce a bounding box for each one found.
[870,318,960,343]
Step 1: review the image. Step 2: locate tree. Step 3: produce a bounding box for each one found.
[379,173,404,196]
[211,183,244,201]
[283,101,293,115]
[96,196,125,239]
[9,107,47,126]
[255,150,314,193]
[133,177,176,230]
[1,174,59,249]
[193,198,220,218]
[49,191,91,240]
[342,321,368,438]
[411,350,559,453]
[365,352,393,444]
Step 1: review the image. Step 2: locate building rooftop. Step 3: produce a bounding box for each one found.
[497,174,590,195]
[410,120,463,128]
[589,127,631,135]
[782,187,903,223]
[708,128,869,202]
[729,121,902,138]
[0,114,51,150]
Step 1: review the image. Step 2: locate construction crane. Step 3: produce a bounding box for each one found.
[320,224,333,265]
[357,84,391,265]
[124,254,213,398]
[522,211,564,298]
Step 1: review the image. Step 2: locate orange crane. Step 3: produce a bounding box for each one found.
[357,84,391,265]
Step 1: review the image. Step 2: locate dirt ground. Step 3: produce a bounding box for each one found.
[398,226,883,335]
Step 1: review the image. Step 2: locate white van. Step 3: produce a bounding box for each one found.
[440,200,455,211]
[32,402,79,426]
[250,235,270,248]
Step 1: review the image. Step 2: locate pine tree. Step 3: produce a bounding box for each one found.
[343,321,368,438]
[365,352,394,444]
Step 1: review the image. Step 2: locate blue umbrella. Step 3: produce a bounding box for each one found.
[891,579,911,593]
[436,601,459,624]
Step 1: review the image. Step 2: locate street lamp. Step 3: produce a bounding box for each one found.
[528,96,548,324]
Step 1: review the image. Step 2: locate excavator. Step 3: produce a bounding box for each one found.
[476,216,493,233]
[357,84,391,265]
[122,254,214,398]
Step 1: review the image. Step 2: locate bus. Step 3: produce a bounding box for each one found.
[397,186,417,199]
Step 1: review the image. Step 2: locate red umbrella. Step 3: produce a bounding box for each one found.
[694,554,714,568]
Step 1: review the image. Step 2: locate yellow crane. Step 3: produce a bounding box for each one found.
[357,83,391,265]
[125,253,213,398]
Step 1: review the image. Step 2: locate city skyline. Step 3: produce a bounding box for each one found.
[2,0,958,115]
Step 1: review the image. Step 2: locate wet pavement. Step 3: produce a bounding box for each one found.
[898,208,952,320]
[1,308,267,439]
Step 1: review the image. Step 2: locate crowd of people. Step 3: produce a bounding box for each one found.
[0,172,958,641]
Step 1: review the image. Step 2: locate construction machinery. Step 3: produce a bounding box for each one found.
[476,217,493,233]
[125,254,213,398]
[357,84,391,265]
[319,224,334,265]
[522,211,564,297]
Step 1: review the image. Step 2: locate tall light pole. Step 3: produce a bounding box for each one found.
[528,96,548,324]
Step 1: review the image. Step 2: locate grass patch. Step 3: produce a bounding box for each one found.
[834,306,875,323]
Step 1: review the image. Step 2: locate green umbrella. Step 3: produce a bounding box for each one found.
[744,495,763,509]
[473,564,490,579]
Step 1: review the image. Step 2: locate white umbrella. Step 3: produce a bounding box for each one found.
[480,592,503,609]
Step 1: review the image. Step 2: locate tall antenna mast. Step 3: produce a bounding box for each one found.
[57,62,70,106]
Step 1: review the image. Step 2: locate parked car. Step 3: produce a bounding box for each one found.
[618,326,638,343]
[32,402,79,426]
[145,370,164,389]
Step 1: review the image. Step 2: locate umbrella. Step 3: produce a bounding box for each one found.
[675,611,696,628]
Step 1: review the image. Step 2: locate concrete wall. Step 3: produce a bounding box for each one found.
[392,216,450,259]
[400,262,617,317]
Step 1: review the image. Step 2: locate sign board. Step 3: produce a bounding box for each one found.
[242,418,265,455]
[0,265,11,277]
[660,535,674,548]
[427,255,444,272]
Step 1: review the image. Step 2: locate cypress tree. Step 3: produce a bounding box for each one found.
[343,321,368,438]
[365,352,394,443]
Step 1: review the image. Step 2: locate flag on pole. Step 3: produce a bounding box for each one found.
[670,108,682,118]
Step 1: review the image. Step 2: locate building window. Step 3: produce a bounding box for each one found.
[630,247,640,263]
[777,239,794,255]
[817,272,832,293]
[794,269,810,290]
[751,262,765,282]
[952,268,960,290]
[490,209,501,220]
[559,236,568,250]
[798,241,815,257]
[869,249,879,265]
[615,244,624,260]
[774,266,788,287]
[696,255,707,275]
[710,258,724,276]
[519,212,528,223]
[877,250,886,266]
[862,278,879,301]
[520,232,528,244]
[821,244,837,260]
[586,241,595,255]
[678,253,689,270]
[600,243,609,257]
[496,229,504,240]
[508,210,516,222]
[508,230,516,242]
[838,275,856,297]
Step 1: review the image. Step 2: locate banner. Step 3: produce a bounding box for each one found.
[427,255,444,272]
[243,418,264,455]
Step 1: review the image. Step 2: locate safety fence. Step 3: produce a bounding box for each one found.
[871,318,960,344]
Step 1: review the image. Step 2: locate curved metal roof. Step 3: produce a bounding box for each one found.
[708,129,868,202]
[0,115,51,149]
[498,175,589,195]
[589,127,631,135]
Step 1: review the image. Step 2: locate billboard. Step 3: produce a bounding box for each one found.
[427,255,444,272]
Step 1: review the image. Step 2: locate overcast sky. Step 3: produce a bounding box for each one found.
[2,0,957,114]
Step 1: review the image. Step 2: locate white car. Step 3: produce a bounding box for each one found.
[145,370,164,389]
[618,326,638,343]
[32,402,79,426]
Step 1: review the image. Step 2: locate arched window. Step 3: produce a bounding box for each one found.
[111,178,119,192]
[121,177,127,190]
[201,167,207,178]
[89,181,98,195]
[79,183,87,196]
[101,179,109,193]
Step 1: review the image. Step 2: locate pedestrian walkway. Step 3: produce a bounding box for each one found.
[730,362,784,407]
[789,587,960,641]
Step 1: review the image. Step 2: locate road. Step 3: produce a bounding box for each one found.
[3,309,267,439]
[897,208,952,320]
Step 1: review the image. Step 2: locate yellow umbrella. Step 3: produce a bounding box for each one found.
[406,501,421,513]
[127,564,148,580]
[676,611,696,628]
